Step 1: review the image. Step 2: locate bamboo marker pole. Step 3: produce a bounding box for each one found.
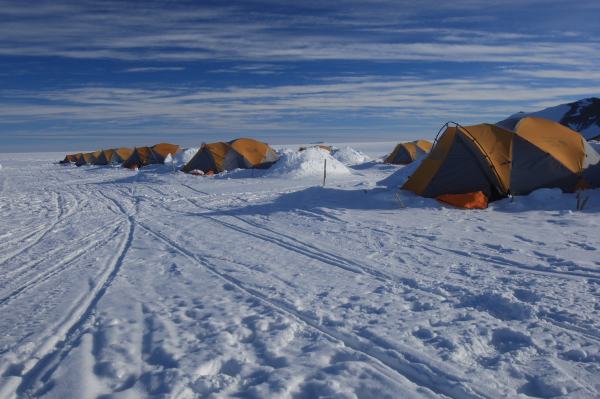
[323,159,327,186]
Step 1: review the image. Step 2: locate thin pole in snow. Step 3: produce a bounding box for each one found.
[322,159,327,187]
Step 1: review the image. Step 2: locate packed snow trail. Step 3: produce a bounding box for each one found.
[0,149,599,398]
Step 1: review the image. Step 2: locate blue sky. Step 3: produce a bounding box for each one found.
[1,0,600,152]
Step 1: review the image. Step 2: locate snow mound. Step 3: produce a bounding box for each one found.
[331,146,370,165]
[265,147,351,178]
[173,147,199,167]
[377,156,425,188]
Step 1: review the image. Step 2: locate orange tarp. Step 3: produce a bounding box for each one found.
[436,191,488,209]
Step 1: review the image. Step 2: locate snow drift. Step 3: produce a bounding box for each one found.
[265,147,351,178]
[377,155,425,188]
[173,147,199,168]
[331,146,370,165]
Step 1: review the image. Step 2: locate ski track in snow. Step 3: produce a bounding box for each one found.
[14,189,137,398]
[0,151,599,398]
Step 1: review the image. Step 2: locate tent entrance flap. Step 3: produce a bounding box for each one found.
[422,134,497,198]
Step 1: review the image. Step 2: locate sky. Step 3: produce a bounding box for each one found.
[1,0,600,152]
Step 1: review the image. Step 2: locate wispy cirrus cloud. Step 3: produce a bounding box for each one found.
[0,0,597,65]
[122,67,185,73]
[1,0,599,150]
[2,76,599,133]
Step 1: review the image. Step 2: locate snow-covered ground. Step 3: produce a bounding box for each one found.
[1,144,599,399]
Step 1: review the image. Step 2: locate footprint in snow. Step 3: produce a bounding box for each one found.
[491,328,534,353]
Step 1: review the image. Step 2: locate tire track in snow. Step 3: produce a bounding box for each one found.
[143,194,448,302]
[0,192,78,267]
[189,197,448,300]
[13,192,136,398]
[136,221,494,399]
[0,224,51,251]
[0,216,121,287]
[0,223,123,308]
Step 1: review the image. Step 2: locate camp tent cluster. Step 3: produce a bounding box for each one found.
[60,143,181,169]
[60,138,279,175]
[58,118,600,208]
[181,138,279,175]
[402,117,600,207]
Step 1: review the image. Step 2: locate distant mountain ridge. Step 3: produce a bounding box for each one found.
[497,97,600,140]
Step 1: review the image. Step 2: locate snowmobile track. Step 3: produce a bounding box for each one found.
[0,216,121,286]
[0,224,123,308]
[0,192,77,267]
[15,193,136,398]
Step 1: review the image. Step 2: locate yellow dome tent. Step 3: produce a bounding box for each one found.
[402,117,600,201]
[182,138,278,174]
[385,140,433,165]
[122,143,180,170]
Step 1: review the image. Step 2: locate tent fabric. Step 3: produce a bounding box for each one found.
[403,117,600,200]
[385,140,433,165]
[181,142,230,174]
[76,152,99,166]
[94,148,133,165]
[182,138,278,174]
[152,143,180,160]
[582,142,600,187]
[515,117,584,174]
[94,149,115,165]
[436,191,488,209]
[510,135,578,194]
[403,124,511,198]
[113,148,134,164]
[122,143,180,169]
[229,138,279,169]
[122,147,153,169]
[59,154,78,164]
[421,133,500,198]
[62,150,125,165]
[510,117,594,194]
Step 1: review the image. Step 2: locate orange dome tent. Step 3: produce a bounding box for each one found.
[182,138,278,174]
[402,118,600,200]
[122,143,180,169]
[385,140,433,165]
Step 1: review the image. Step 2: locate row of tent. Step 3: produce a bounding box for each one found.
[61,144,180,169]
[401,117,600,207]
[60,138,279,174]
[60,116,599,208]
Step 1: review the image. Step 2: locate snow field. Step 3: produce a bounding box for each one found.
[0,145,599,398]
